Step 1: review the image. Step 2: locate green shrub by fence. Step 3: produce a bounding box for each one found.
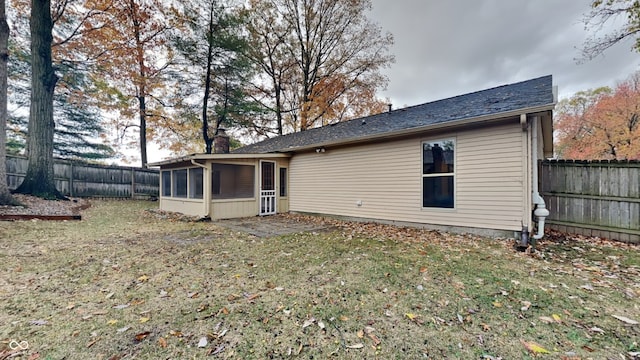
[6,155,159,198]
[541,159,640,243]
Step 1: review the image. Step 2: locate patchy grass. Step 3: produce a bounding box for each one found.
[1,200,639,359]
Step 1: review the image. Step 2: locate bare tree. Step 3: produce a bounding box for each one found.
[14,0,63,199]
[582,0,640,60]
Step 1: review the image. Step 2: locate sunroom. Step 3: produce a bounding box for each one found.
[151,153,291,219]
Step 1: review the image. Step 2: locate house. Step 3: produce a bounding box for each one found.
[150,75,556,241]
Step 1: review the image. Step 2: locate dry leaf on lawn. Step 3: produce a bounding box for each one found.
[134,332,151,342]
[158,337,167,348]
[521,339,550,354]
[346,343,364,349]
[612,315,639,325]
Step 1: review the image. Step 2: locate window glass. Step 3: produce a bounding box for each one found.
[161,171,171,197]
[211,164,255,199]
[189,168,203,199]
[279,168,287,197]
[423,176,454,208]
[172,169,187,198]
[423,140,455,174]
[422,139,455,208]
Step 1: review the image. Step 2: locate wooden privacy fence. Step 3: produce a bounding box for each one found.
[6,155,159,198]
[541,159,640,243]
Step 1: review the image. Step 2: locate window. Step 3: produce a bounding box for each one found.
[172,169,188,198]
[422,139,455,208]
[161,171,171,196]
[279,168,287,197]
[211,164,255,199]
[189,168,203,199]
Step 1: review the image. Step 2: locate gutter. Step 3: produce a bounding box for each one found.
[530,116,549,242]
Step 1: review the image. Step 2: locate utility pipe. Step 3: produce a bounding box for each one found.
[531,116,549,240]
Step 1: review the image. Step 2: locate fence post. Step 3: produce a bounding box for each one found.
[131,167,135,199]
[69,162,74,197]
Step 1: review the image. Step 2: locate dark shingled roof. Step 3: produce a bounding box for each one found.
[234,75,554,154]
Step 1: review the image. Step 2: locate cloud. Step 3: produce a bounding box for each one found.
[369,0,640,106]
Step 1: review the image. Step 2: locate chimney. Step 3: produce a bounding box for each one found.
[388,103,392,112]
[214,128,230,154]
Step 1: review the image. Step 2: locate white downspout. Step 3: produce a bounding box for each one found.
[531,116,549,240]
[191,159,210,218]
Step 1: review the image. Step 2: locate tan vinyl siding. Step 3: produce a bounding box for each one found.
[211,199,257,219]
[289,122,525,231]
[160,198,206,217]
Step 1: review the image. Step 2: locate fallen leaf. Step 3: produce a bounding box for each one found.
[107,319,118,325]
[245,293,261,301]
[346,343,364,349]
[117,326,130,333]
[169,330,183,337]
[302,317,316,328]
[364,326,375,334]
[552,314,562,323]
[113,304,129,310]
[27,353,40,360]
[492,301,502,308]
[318,321,326,331]
[368,333,381,346]
[197,336,208,348]
[29,319,48,326]
[520,301,531,311]
[137,275,149,282]
[356,329,364,338]
[538,316,555,324]
[134,331,151,342]
[86,338,100,348]
[209,345,225,355]
[158,337,167,348]
[66,303,75,310]
[612,315,639,325]
[419,267,428,273]
[105,292,115,299]
[405,313,416,320]
[188,292,199,299]
[521,339,550,354]
[589,326,605,334]
[139,317,150,323]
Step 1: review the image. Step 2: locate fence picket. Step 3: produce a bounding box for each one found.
[5,155,159,198]
[541,160,640,243]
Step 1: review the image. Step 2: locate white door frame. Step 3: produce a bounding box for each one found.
[259,160,276,215]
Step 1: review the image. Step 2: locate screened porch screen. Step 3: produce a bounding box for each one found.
[211,164,255,199]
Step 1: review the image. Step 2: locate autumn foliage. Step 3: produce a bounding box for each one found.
[555,72,640,160]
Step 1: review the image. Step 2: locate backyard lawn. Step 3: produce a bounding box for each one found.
[1,200,638,359]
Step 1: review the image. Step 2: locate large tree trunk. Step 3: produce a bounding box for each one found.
[0,0,16,205]
[14,0,63,199]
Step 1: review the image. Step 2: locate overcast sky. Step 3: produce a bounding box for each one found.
[368,0,640,107]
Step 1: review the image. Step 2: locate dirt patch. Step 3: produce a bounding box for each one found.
[215,214,337,237]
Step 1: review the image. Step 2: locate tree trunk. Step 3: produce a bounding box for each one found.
[14,0,62,199]
[0,0,16,205]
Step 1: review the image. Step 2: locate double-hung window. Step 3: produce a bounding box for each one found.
[422,139,455,208]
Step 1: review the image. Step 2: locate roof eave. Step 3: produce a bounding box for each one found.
[148,152,292,167]
[281,103,556,153]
